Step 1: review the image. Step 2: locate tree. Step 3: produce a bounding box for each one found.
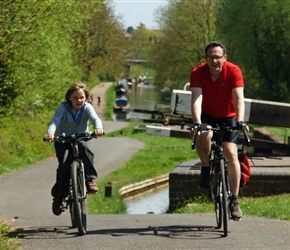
[76,1,129,82]
[152,0,218,90]
[218,0,290,102]
[1,1,95,114]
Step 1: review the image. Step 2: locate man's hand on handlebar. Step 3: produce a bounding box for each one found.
[190,123,215,137]
[190,123,201,138]
[237,121,249,132]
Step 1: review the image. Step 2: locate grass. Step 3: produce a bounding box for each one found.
[0,222,19,250]
[174,193,290,221]
[88,121,197,214]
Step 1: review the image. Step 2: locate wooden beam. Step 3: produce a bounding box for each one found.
[170,90,290,128]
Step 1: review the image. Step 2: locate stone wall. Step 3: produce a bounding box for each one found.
[169,159,290,212]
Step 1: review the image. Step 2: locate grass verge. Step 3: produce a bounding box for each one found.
[88,121,198,214]
[0,222,19,250]
[174,193,290,221]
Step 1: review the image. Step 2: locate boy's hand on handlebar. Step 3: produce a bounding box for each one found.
[44,134,54,141]
[94,128,104,136]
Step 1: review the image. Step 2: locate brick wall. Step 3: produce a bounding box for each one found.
[169,159,290,212]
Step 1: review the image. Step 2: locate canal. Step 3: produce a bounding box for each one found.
[114,84,171,214]
[112,84,169,121]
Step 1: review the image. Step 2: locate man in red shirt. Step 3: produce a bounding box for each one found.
[190,41,248,220]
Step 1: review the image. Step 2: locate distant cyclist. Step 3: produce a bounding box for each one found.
[44,82,104,215]
[190,41,248,220]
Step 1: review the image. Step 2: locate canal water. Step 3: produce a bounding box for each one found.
[114,84,170,214]
[125,185,169,214]
[112,84,168,121]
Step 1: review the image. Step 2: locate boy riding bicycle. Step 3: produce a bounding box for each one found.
[44,82,104,216]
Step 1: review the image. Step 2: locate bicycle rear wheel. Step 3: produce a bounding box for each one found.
[220,158,228,237]
[71,160,87,236]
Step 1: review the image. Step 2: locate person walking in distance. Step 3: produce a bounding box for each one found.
[190,41,249,220]
[44,82,104,216]
[97,96,101,107]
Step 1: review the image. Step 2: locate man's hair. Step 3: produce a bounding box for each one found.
[204,41,227,55]
[65,82,90,101]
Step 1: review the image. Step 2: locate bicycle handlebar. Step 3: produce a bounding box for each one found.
[191,124,250,150]
[43,132,105,143]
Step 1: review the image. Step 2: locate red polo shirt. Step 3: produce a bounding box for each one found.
[190,61,244,119]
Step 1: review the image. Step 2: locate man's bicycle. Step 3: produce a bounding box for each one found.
[44,132,99,236]
[192,123,250,237]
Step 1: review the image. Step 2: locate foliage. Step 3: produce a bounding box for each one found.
[0,0,130,175]
[77,1,129,83]
[1,0,128,116]
[104,82,115,120]
[1,1,90,114]
[151,0,217,90]
[0,113,55,175]
[128,24,157,61]
[217,0,290,102]
[150,0,290,102]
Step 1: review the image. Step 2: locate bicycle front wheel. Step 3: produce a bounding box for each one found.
[71,160,87,236]
[212,164,222,229]
[220,158,228,237]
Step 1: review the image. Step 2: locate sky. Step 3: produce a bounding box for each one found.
[112,0,168,29]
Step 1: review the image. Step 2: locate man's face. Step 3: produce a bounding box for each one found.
[205,46,227,73]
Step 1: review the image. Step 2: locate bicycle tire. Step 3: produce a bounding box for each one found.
[220,158,228,237]
[69,196,76,228]
[212,164,222,229]
[71,160,87,236]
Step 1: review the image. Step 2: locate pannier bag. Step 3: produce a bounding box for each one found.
[238,144,251,187]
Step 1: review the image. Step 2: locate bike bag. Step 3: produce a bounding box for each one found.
[238,144,251,187]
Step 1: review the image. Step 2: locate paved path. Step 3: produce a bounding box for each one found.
[90,82,113,120]
[1,82,290,249]
[1,121,290,249]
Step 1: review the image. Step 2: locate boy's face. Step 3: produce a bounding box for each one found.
[69,89,86,111]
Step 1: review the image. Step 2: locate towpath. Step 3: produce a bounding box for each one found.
[1,82,290,249]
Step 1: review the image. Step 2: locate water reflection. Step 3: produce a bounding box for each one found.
[113,84,164,121]
[125,185,169,214]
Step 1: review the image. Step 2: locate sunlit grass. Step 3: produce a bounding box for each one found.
[172,193,290,221]
[0,222,19,250]
[88,122,197,214]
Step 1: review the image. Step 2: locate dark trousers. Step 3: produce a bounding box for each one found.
[51,141,98,199]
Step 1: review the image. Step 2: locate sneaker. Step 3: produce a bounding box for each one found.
[86,180,99,194]
[199,167,210,189]
[52,198,63,216]
[230,201,243,220]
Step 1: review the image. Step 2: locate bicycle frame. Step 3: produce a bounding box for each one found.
[45,132,97,236]
[192,123,250,237]
[209,127,232,237]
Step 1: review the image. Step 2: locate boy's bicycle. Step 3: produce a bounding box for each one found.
[44,132,99,236]
[192,123,250,237]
